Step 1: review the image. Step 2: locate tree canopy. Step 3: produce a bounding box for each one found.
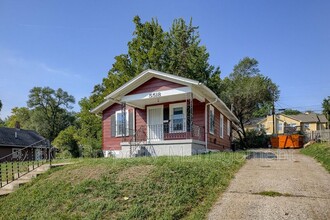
[27,87,75,141]
[282,109,301,115]
[322,96,330,127]
[219,57,279,147]
[91,16,220,104]
[5,107,31,128]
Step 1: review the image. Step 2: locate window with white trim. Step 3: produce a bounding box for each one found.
[170,103,186,132]
[115,110,129,136]
[220,113,224,138]
[12,148,22,159]
[209,105,215,134]
[227,119,231,136]
[277,122,283,133]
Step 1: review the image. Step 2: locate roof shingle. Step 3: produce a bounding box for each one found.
[0,127,45,147]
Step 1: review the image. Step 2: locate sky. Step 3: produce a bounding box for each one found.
[0,0,329,119]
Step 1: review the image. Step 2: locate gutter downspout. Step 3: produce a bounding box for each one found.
[205,99,217,153]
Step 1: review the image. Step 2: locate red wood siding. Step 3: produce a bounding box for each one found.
[135,108,147,139]
[102,104,134,151]
[193,99,205,127]
[206,104,232,150]
[127,77,184,95]
[101,98,232,151]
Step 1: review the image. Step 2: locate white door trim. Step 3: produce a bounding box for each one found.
[147,105,164,141]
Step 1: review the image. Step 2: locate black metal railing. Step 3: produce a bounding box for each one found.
[0,139,52,188]
[126,123,205,143]
[128,123,205,157]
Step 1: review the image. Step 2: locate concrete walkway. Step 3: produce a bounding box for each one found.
[208,149,330,220]
[0,162,72,196]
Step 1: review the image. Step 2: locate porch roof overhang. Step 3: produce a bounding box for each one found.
[91,69,239,123]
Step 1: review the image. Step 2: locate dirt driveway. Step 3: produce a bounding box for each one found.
[208,149,330,219]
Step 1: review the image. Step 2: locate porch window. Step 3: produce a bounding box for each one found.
[115,110,129,137]
[220,113,224,138]
[209,105,215,134]
[170,103,186,132]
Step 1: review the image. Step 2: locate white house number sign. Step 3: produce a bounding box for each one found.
[148,92,161,98]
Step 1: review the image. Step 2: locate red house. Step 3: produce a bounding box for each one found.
[91,69,239,158]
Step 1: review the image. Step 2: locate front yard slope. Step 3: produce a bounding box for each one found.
[0,153,245,219]
[301,142,330,172]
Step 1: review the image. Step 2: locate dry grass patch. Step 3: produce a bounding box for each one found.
[255,191,293,197]
[48,164,109,184]
[117,165,154,182]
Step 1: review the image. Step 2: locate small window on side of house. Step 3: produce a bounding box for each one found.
[220,113,224,138]
[12,148,22,159]
[227,119,230,136]
[209,105,215,134]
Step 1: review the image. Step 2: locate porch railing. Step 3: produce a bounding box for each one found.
[128,123,205,143]
[0,139,52,188]
[305,129,330,142]
[128,123,205,157]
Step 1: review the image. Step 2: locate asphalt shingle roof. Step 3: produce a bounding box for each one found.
[0,127,45,147]
[284,113,328,123]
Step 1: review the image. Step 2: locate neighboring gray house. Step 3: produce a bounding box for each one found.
[0,126,48,162]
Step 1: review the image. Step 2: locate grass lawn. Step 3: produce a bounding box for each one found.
[0,152,245,219]
[301,142,330,172]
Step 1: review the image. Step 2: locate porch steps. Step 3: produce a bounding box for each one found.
[0,162,73,197]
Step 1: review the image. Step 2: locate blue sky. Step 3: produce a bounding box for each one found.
[0,0,329,119]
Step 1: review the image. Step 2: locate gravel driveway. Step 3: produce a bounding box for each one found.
[208,149,330,219]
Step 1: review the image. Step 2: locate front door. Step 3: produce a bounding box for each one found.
[147,105,163,141]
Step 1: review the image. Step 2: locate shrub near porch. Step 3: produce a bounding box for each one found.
[0,153,245,219]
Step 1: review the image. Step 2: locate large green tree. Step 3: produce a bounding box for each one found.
[219,57,279,147]
[5,107,31,128]
[322,96,330,128]
[91,16,220,103]
[282,109,301,115]
[77,16,221,157]
[27,87,75,141]
[0,99,4,127]
[52,126,80,158]
[53,97,102,158]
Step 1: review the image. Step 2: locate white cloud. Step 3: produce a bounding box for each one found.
[0,49,85,119]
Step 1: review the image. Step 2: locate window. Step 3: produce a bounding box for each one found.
[209,105,215,134]
[227,119,231,136]
[304,123,310,129]
[277,122,283,133]
[12,148,22,159]
[288,123,296,127]
[170,103,186,132]
[115,110,129,137]
[220,113,224,138]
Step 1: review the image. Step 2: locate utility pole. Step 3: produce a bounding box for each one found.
[272,103,275,135]
[272,92,276,136]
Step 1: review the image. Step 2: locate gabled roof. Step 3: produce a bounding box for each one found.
[0,127,45,147]
[91,69,239,123]
[245,117,265,126]
[283,113,328,123]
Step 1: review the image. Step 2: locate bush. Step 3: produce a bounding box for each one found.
[232,129,270,150]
